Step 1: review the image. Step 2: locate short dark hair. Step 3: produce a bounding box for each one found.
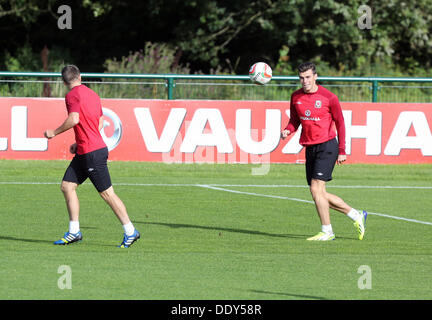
[297,62,317,74]
[61,65,80,85]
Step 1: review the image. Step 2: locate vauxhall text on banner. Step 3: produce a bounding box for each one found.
[0,97,431,164]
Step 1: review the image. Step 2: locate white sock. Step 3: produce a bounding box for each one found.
[347,208,361,222]
[69,221,80,234]
[322,224,333,235]
[123,222,135,236]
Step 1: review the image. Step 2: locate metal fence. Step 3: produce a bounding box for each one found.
[1,71,432,102]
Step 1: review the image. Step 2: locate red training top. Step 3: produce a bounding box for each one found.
[65,84,106,155]
[284,85,346,155]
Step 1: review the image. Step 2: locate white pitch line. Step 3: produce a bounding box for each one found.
[208,184,432,189]
[115,183,196,187]
[197,184,314,204]
[1,181,431,226]
[197,184,432,227]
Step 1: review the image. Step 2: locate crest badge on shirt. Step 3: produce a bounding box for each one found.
[315,100,322,108]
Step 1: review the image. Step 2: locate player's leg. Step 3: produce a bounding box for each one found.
[326,191,367,240]
[310,178,331,226]
[329,192,368,240]
[310,179,358,221]
[61,180,80,222]
[99,186,131,225]
[327,192,368,239]
[99,186,140,248]
[309,139,367,240]
[54,157,85,245]
[305,141,336,241]
[308,183,367,240]
[88,147,140,247]
[87,148,131,225]
[326,192,351,214]
[306,179,334,240]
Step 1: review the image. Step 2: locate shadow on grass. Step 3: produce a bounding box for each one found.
[0,226,98,245]
[249,289,328,300]
[0,235,53,244]
[133,220,308,239]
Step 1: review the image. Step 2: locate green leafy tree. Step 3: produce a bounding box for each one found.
[2,0,432,77]
[0,0,57,23]
[104,42,191,74]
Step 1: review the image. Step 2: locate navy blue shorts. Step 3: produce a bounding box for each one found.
[305,138,339,186]
[62,147,112,192]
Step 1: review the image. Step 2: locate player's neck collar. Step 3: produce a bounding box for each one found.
[69,83,82,90]
[303,84,319,94]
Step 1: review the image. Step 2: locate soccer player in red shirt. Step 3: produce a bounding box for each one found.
[281,62,367,241]
[44,65,140,248]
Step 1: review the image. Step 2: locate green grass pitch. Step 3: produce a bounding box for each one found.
[1,159,431,300]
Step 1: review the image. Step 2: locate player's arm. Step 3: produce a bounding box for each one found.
[329,96,347,164]
[99,116,104,131]
[281,97,300,139]
[44,112,79,139]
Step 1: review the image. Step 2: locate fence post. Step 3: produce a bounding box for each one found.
[167,77,175,99]
[372,80,379,102]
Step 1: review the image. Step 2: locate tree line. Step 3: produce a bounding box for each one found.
[1,0,432,76]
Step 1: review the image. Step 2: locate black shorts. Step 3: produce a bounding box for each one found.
[63,147,112,192]
[305,138,339,186]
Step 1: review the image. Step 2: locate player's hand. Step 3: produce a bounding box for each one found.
[280,129,290,140]
[44,130,55,139]
[337,154,346,165]
[69,143,77,154]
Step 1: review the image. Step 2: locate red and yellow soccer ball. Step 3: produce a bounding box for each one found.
[249,62,272,85]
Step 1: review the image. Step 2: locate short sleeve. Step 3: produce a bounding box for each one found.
[285,95,300,132]
[65,93,80,114]
[329,94,346,155]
